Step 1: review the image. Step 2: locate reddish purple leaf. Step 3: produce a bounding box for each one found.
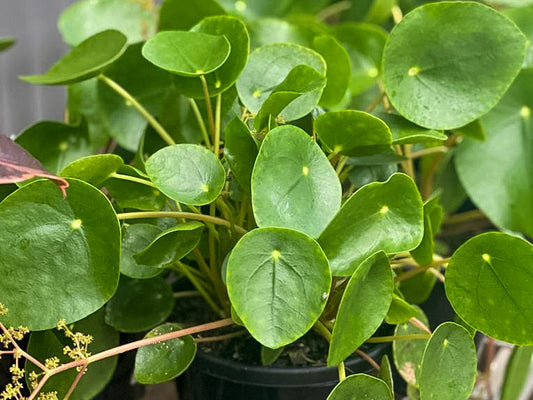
[0,134,69,197]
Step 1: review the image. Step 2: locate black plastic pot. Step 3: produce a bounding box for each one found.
[177,341,391,400]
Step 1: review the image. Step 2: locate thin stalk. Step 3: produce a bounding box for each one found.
[391,5,403,23]
[313,321,347,382]
[199,75,216,137]
[189,99,211,149]
[173,290,201,299]
[0,323,47,371]
[193,249,229,313]
[409,146,448,159]
[364,92,385,113]
[335,156,348,175]
[409,317,432,334]
[63,364,87,400]
[117,211,247,235]
[337,362,347,382]
[317,0,351,21]
[355,349,380,371]
[402,144,415,179]
[98,74,175,146]
[366,334,430,343]
[443,209,486,225]
[429,267,446,283]
[214,93,222,156]
[209,203,217,272]
[110,173,157,188]
[195,330,247,343]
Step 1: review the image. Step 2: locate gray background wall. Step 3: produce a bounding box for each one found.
[0,0,76,137]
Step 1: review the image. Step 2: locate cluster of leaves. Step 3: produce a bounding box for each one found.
[1,0,533,398]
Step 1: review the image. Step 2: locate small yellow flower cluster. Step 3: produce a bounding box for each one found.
[0,303,7,316]
[44,356,60,370]
[37,392,59,400]
[0,326,30,348]
[57,319,93,370]
[0,365,24,400]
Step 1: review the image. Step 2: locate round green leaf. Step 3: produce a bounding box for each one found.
[393,307,429,386]
[58,0,156,46]
[445,232,533,345]
[226,227,331,348]
[386,292,419,325]
[327,374,393,400]
[333,23,387,95]
[60,154,124,187]
[455,69,533,236]
[315,110,392,156]
[121,224,164,279]
[20,30,128,85]
[419,322,477,400]
[319,173,424,276]
[145,144,225,205]
[142,31,230,77]
[503,7,533,68]
[105,276,175,333]
[25,308,119,400]
[313,35,351,108]
[172,16,250,98]
[134,323,197,384]
[252,125,341,238]
[134,221,204,266]
[223,117,258,192]
[15,120,91,174]
[236,43,326,115]
[377,113,447,145]
[328,252,394,366]
[382,2,527,130]
[0,179,120,330]
[159,0,226,31]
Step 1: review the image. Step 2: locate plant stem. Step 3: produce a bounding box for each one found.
[355,349,380,371]
[335,156,348,175]
[316,0,351,21]
[195,330,247,343]
[209,203,217,273]
[63,364,87,400]
[214,93,222,156]
[117,211,247,235]
[110,172,157,188]
[402,144,415,179]
[409,146,448,159]
[409,317,432,334]
[442,209,485,225]
[364,92,385,113]
[337,362,346,381]
[0,323,47,371]
[98,74,175,146]
[313,321,347,382]
[366,334,430,343]
[189,98,212,149]
[173,290,201,299]
[199,75,216,138]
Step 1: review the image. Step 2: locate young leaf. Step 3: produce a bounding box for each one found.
[172,16,250,98]
[455,69,533,236]
[236,42,326,115]
[386,292,419,325]
[313,35,351,108]
[419,322,477,400]
[60,154,124,187]
[261,345,285,366]
[252,125,341,238]
[0,134,69,196]
[0,179,120,330]
[332,23,387,95]
[58,0,156,46]
[377,113,447,145]
[501,346,533,400]
[20,30,128,85]
[159,0,226,31]
[15,119,91,174]
[378,355,394,394]
[315,110,392,156]
[134,323,197,384]
[399,270,436,305]
[445,232,533,345]
[120,224,165,279]
[226,227,331,349]
[410,197,443,266]
[145,144,225,205]
[134,222,204,266]
[105,276,175,333]
[327,374,393,400]
[223,117,258,193]
[328,251,394,366]
[452,119,485,141]
[383,2,526,129]
[393,307,430,387]
[142,31,230,77]
[319,173,424,276]
[25,308,119,399]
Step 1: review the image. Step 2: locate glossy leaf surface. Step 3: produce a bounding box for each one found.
[25,309,119,400]
[252,125,341,238]
[60,154,123,187]
[327,374,393,400]
[378,113,447,145]
[227,227,331,348]
[0,179,120,330]
[105,277,175,333]
[159,0,226,31]
[328,252,394,366]
[224,117,258,192]
[455,69,533,236]
[319,173,423,276]
[120,224,164,279]
[315,110,392,156]
[142,31,230,77]
[237,43,326,115]
[386,292,419,325]
[134,222,204,266]
[20,30,128,85]
[58,0,156,46]
[145,144,225,205]
[410,197,443,266]
[419,322,476,400]
[445,232,533,345]
[134,323,197,383]
[383,2,526,129]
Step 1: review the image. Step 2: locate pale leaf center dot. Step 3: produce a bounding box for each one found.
[408,66,420,77]
[482,253,491,262]
[252,89,262,98]
[58,141,68,151]
[201,184,209,192]
[272,250,281,260]
[520,105,530,118]
[379,205,389,215]
[70,219,83,230]
[302,166,309,176]
[367,67,378,78]
[235,1,247,11]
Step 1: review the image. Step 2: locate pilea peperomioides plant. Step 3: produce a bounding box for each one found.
[1,0,533,399]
